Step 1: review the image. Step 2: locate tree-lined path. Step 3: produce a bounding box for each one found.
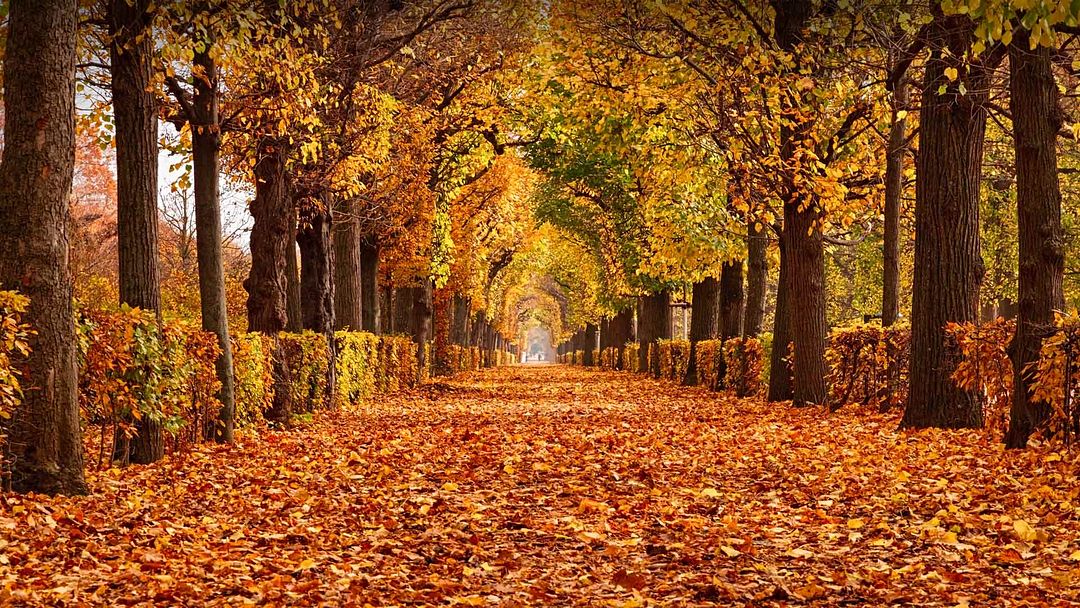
[4,364,1078,606]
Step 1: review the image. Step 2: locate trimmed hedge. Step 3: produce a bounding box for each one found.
[2,301,516,478]
[825,323,910,410]
[695,340,724,389]
[723,338,765,397]
[232,333,275,426]
[78,308,222,446]
[657,339,690,381]
[565,335,765,398]
[599,347,618,370]
[335,331,380,408]
[623,343,640,372]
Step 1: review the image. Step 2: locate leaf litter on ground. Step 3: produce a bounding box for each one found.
[2,365,1079,606]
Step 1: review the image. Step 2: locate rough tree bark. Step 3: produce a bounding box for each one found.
[191,37,236,444]
[451,294,470,346]
[882,78,908,327]
[245,139,292,425]
[297,194,336,407]
[776,0,827,407]
[610,308,635,370]
[1005,33,1065,448]
[432,287,452,376]
[683,277,720,386]
[717,261,746,390]
[361,236,381,334]
[901,15,989,429]
[638,290,672,377]
[111,0,161,316]
[744,218,767,338]
[333,199,362,331]
[720,261,745,339]
[0,0,87,495]
[110,0,164,465]
[768,235,794,401]
[400,284,432,381]
[392,287,412,336]
[599,317,611,359]
[583,323,598,367]
[297,198,335,334]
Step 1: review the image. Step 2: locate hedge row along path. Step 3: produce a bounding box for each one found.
[3,365,1080,606]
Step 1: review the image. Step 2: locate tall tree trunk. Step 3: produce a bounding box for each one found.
[400,284,432,381]
[482,319,494,367]
[111,0,161,315]
[432,287,452,376]
[333,199,361,331]
[882,79,908,327]
[247,142,290,332]
[393,286,413,336]
[583,323,599,366]
[297,195,336,408]
[0,0,87,495]
[717,261,746,390]
[360,235,381,333]
[245,139,292,425]
[191,38,235,444]
[471,312,484,348]
[284,211,301,332]
[683,277,720,386]
[1005,33,1065,448]
[784,202,828,407]
[768,234,794,401]
[452,294,470,346]
[720,261,745,339]
[901,15,989,429]
[638,290,672,377]
[599,317,611,363]
[110,0,164,465]
[610,308,634,370]
[776,0,827,407]
[744,218,767,338]
[297,198,335,334]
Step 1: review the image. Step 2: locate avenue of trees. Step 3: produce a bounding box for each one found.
[2,0,1080,495]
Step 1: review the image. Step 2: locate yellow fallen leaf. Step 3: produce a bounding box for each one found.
[847,518,865,529]
[1013,519,1038,542]
[720,545,741,557]
[700,488,722,499]
[441,482,460,492]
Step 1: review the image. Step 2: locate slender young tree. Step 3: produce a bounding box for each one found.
[882,76,908,327]
[162,3,237,444]
[0,0,87,495]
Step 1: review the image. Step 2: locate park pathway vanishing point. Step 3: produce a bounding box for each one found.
[3,365,1079,606]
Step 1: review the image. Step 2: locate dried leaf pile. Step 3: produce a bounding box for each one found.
[3,365,1080,606]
